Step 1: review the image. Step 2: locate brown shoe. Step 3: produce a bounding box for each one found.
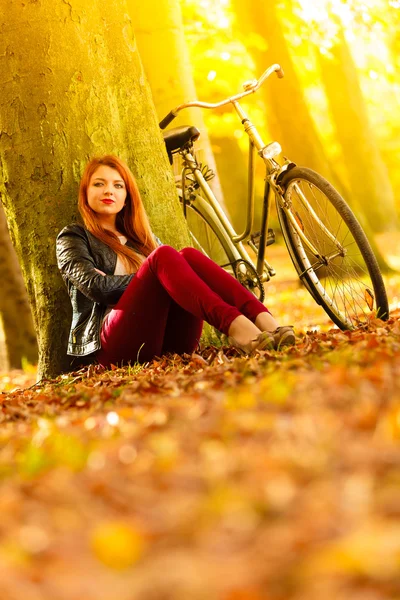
[272,326,296,350]
[228,330,275,356]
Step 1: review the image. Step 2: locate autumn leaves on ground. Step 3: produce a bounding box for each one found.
[0,281,400,600]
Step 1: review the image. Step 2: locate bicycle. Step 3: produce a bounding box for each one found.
[159,63,389,330]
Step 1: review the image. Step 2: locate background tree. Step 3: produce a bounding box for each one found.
[206,0,390,266]
[231,0,339,184]
[318,21,398,232]
[211,131,248,230]
[0,204,37,370]
[128,0,231,214]
[0,0,190,380]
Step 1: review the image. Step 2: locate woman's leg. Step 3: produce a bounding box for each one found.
[147,246,264,348]
[97,262,172,366]
[142,245,243,334]
[179,247,278,327]
[161,300,203,355]
[98,245,244,366]
[254,311,279,332]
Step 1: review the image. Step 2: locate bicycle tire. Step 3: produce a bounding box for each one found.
[181,199,236,270]
[276,166,389,329]
[178,191,265,301]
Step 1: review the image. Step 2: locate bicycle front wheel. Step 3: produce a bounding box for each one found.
[276,167,389,329]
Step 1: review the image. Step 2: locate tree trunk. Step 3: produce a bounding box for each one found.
[0,319,7,371]
[318,24,398,233]
[128,0,229,214]
[231,0,339,183]
[0,204,37,369]
[0,0,190,380]
[210,136,250,231]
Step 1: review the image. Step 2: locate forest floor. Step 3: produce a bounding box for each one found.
[1,269,400,600]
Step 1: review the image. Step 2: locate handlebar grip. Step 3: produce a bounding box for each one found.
[159,111,177,129]
[276,67,284,79]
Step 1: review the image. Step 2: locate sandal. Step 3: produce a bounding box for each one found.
[228,330,275,356]
[272,326,296,350]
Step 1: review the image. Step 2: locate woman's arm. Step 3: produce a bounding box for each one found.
[56,226,134,305]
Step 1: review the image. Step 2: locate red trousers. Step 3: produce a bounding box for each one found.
[96,246,269,366]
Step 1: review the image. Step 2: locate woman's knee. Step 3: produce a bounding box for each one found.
[151,245,177,258]
[148,244,179,268]
[179,247,201,261]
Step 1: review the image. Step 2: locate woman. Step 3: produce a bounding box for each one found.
[56,155,295,367]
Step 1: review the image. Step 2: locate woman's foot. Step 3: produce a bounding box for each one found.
[255,311,279,333]
[228,315,261,346]
[255,312,296,350]
[227,315,273,354]
[228,330,275,356]
[272,326,296,350]
[227,315,295,355]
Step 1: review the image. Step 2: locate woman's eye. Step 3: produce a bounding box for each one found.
[93,182,103,187]
[115,184,124,189]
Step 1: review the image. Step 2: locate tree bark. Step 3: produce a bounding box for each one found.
[0,204,37,369]
[0,0,190,380]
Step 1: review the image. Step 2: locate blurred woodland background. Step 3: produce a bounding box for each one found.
[1,0,400,375]
[179,0,400,236]
[2,5,400,597]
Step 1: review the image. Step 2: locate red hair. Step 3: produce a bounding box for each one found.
[78,155,157,273]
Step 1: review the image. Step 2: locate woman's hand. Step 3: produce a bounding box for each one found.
[94,268,107,276]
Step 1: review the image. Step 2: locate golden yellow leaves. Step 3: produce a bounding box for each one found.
[90,521,146,570]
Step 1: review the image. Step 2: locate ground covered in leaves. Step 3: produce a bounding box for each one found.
[1,310,400,600]
[2,265,400,600]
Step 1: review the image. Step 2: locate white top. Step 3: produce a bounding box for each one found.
[102,236,134,326]
[114,236,129,275]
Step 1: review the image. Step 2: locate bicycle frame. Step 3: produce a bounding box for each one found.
[179,146,255,269]
[176,108,287,282]
[165,63,345,283]
[160,64,389,330]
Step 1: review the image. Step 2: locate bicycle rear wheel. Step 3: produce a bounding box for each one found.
[276,167,388,329]
[183,202,236,273]
[179,192,265,301]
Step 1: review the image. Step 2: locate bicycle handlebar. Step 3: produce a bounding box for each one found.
[159,64,284,129]
[159,111,177,129]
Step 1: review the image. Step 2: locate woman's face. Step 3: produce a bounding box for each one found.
[87,165,127,220]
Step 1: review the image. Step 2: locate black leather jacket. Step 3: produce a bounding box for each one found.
[56,224,160,357]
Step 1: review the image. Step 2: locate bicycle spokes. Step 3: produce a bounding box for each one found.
[283,176,383,328]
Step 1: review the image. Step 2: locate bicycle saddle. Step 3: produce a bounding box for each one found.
[162,126,200,154]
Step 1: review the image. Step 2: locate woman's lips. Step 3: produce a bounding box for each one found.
[101,199,114,204]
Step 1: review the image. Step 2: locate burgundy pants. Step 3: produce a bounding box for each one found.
[96,246,270,366]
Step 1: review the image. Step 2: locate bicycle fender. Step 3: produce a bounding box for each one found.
[276,162,296,187]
